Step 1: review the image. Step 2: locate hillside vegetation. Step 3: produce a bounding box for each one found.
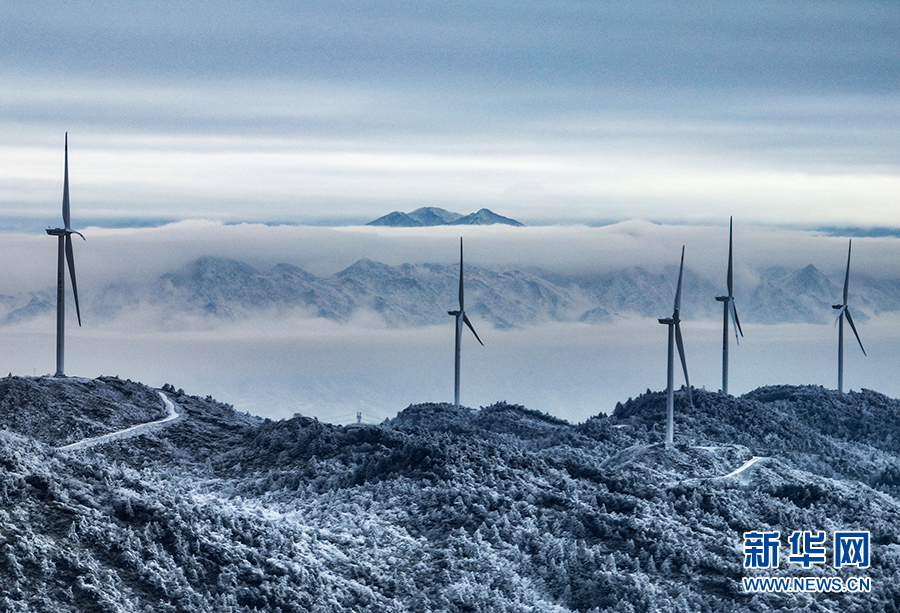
[1,376,899,612]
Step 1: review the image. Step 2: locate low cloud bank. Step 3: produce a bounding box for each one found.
[3,221,899,423]
[6,218,900,286]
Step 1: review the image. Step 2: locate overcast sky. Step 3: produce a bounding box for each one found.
[3,3,900,418]
[2,0,898,228]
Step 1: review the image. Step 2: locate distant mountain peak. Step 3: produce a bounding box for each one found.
[366,211,422,227]
[407,207,464,225]
[367,207,523,227]
[337,258,395,276]
[448,208,524,227]
[790,263,836,296]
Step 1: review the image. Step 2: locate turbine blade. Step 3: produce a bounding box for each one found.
[843,240,851,304]
[674,246,685,312]
[729,299,743,343]
[62,133,71,229]
[458,238,464,311]
[845,309,866,356]
[65,233,82,326]
[463,314,484,346]
[675,322,690,404]
[726,216,734,296]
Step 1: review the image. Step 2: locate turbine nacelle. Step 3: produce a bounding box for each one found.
[832,304,865,355]
[716,294,743,343]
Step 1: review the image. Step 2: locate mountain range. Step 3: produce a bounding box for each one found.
[3,256,899,330]
[1,375,898,611]
[367,207,524,227]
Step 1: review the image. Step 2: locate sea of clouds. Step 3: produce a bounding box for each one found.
[2,220,898,424]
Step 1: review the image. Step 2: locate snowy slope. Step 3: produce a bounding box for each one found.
[0,376,169,447]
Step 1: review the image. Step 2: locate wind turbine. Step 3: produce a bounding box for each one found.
[833,240,865,394]
[714,217,743,395]
[448,238,483,407]
[658,246,691,447]
[45,133,84,377]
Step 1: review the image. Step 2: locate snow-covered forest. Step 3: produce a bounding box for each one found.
[1,376,898,611]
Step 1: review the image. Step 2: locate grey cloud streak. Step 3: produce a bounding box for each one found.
[1,2,899,230]
[5,0,898,145]
[3,1,896,92]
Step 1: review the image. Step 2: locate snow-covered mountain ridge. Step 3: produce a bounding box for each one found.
[367,207,524,227]
[5,256,898,329]
[2,376,899,611]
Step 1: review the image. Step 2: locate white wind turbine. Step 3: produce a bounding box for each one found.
[714,217,743,395]
[658,246,691,447]
[448,238,483,407]
[45,134,84,377]
[832,240,865,394]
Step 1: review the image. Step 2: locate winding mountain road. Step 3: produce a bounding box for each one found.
[722,456,768,478]
[56,391,181,451]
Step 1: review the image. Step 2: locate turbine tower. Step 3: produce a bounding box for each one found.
[658,246,691,447]
[832,240,865,394]
[714,217,743,395]
[448,238,483,407]
[46,133,84,377]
